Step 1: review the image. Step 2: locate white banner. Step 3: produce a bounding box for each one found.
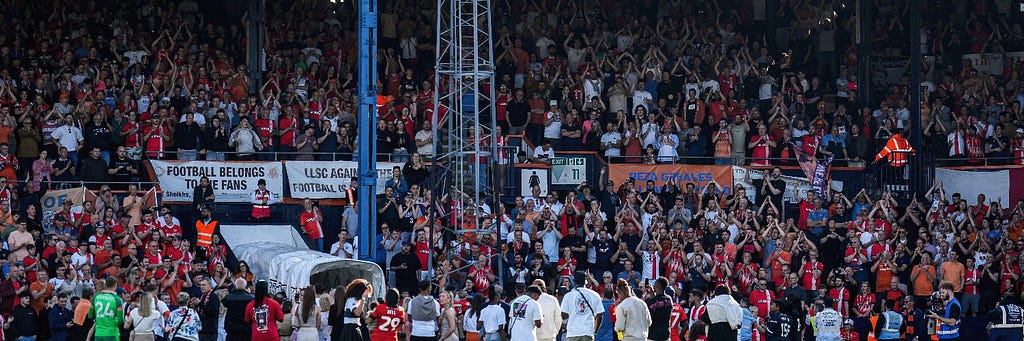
[935,168,1009,204]
[960,52,1024,77]
[732,167,843,204]
[962,53,1001,76]
[550,157,587,185]
[150,160,285,203]
[284,161,403,199]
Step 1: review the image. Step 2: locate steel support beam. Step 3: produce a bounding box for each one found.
[246,0,264,94]
[357,0,378,260]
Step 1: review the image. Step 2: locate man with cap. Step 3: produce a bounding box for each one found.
[390,241,422,295]
[986,294,1023,341]
[699,285,743,340]
[543,100,562,149]
[840,319,859,341]
[250,178,275,222]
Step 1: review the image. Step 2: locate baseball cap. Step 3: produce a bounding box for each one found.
[844,319,854,326]
[549,100,558,106]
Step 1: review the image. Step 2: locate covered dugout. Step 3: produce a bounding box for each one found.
[219,224,384,299]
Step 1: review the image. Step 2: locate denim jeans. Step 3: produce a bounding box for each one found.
[391,148,409,163]
[474,161,489,191]
[206,151,225,161]
[313,238,324,253]
[178,149,197,160]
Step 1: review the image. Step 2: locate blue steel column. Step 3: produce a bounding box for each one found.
[357,0,378,260]
[247,0,264,94]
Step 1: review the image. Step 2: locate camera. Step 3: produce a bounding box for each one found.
[928,292,945,315]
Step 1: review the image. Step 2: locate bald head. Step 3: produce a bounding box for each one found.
[234,278,247,290]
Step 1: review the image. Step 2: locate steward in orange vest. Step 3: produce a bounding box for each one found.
[250,178,275,221]
[195,206,218,249]
[875,134,915,167]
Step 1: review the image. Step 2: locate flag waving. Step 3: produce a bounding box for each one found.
[793,141,833,198]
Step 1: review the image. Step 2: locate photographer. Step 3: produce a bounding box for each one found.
[927,282,962,341]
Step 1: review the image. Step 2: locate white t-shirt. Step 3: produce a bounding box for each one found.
[330,241,357,259]
[532,146,555,160]
[415,130,434,156]
[508,295,542,341]
[130,309,163,333]
[601,132,623,157]
[632,90,652,111]
[559,288,605,337]
[463,310,479,333]
[409,296,441,337]
[543,111,562,139]
[51,125,84,151]
[478,304,506,334]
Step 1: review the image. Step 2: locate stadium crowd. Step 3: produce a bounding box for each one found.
[0,0,1022,341]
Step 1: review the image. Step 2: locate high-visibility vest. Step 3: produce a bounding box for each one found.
[991,304,1024,329]
[252,190,271,218]
[195,219,218,248]
[867,315,879,341]
[936,299,960,339]
[875,134,915,167]
[878,310,903,340]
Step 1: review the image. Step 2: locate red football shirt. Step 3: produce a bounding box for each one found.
[370,303,406,341]
[245,298,284,341]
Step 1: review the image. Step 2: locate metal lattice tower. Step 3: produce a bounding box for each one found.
[428,0,498,279]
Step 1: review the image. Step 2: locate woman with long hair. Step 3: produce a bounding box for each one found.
[438,291,458,341]
[337,279,372,341]
[30,150,53,192]
[462,294,484,341]
[125,292,161,341]
[329,286,346,341]
[235,261,255,283]
[245,280,284,341]
[293,286,322,340]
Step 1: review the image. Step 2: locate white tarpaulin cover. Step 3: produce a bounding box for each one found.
[934,168,1010,205]
[219,225,384,299]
